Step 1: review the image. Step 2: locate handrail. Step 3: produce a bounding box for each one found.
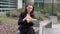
[39,19,52,34]
[40,20,51,27]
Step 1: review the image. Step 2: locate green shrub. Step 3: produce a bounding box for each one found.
[34,7,40,11]
[6,12,10,17]
[40,8,49,14]
[6,8,24,17]
[0,20,1,23]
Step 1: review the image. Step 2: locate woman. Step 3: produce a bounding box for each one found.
[18,3,37,34]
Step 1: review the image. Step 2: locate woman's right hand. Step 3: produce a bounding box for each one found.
[23,17,27,21]
[23,14,30,21]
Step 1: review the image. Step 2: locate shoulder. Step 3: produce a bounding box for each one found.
[20,12,25,15]
[19,12,26,17]
[20,12,24,14]
[20,12,24,15]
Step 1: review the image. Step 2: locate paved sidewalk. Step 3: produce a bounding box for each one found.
[44,24,60,34]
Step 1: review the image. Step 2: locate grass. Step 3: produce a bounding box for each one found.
[58,20,60,23]
[0,16,18,24]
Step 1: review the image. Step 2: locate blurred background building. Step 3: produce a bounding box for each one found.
[0,0,60,16]
[0,0,18,12]
[0,0,22,16]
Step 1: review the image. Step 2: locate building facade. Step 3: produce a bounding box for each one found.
[34,0,44,8]
[0,0,18,12]
[0,0,59,13]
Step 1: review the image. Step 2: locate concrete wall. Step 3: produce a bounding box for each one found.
[17,0,22,9]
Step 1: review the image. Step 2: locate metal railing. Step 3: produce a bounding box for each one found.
[39,20,52,34]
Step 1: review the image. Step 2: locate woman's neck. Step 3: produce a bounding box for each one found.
[27,12,30,15]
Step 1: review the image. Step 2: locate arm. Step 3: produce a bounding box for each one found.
[29,15,37,23]
[18,13,24,25]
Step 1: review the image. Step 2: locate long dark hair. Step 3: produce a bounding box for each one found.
[24,3,34,16]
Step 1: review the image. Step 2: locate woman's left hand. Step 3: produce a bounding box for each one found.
[27,17,37,23]
[26,14,37,22]
[30,18,37,22]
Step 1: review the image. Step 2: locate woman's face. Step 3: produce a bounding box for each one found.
[27,5,33,13]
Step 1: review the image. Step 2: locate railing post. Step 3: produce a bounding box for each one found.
[39,20,52,34]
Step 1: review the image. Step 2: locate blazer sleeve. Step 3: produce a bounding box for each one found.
[18,13,24,25]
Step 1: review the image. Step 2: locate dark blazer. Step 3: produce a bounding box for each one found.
[18,12,36,28]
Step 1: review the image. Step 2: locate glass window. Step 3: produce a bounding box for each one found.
[0,3,8,5]
[35,0,43,2]
[0,10,1,12]
[57,0,60,1]
[0,6,16,8]
[0,6,8,8]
